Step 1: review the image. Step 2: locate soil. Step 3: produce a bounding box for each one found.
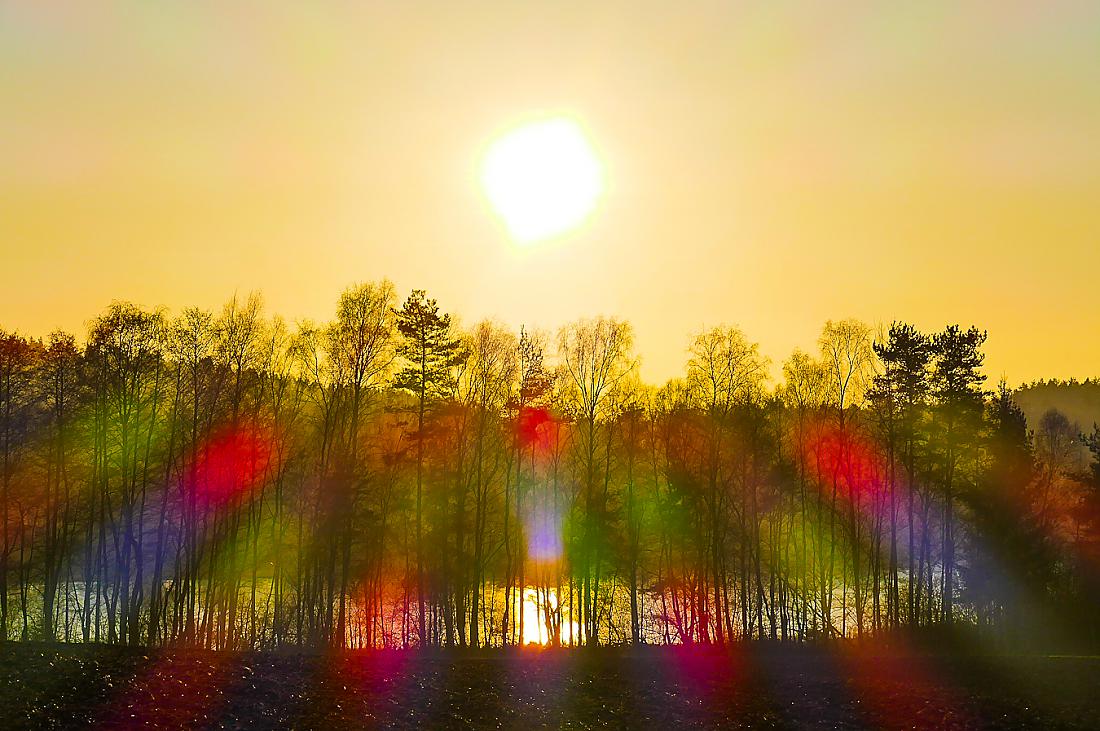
[0,642,1097,729]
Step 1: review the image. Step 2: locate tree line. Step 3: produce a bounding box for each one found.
[0,282,1097,649]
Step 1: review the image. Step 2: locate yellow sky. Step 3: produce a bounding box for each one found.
[2,2,1098,385]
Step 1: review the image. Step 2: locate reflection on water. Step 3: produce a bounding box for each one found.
[520,587,580,646]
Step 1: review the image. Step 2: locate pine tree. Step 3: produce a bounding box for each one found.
[393,289,466,645]
[931,325,987,625]
[869,321,933,627]
[961,383,1038,641]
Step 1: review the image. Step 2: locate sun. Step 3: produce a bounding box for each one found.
[480,116,605,245]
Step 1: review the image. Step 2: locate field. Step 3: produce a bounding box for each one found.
[1,643,1098,729]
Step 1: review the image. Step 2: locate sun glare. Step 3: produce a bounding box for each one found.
[521,589,551,645]
[480,117,605,244]
[519,587,579,646]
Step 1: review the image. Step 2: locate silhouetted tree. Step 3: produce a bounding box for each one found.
[869,322,933,628]
[393,290,465,645]
[0,291,1095,651]
[931,325,987,625]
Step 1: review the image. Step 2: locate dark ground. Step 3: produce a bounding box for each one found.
[1,642,1098,729]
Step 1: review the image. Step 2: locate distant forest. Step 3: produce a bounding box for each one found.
[1,282,1098,650]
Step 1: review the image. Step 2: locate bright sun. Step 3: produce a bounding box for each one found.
[480,116,605,245]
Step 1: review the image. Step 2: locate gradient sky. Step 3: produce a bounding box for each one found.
[2,1,1098,385]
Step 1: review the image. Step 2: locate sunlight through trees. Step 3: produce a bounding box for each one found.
[0,287,1097,649]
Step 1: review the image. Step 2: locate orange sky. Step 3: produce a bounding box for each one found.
[2,2,1098,385]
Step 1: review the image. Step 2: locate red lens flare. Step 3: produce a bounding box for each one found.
[191,426,275,509]
[515,406,553,452]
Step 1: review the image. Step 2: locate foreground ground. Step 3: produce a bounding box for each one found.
[0,642,1097,729]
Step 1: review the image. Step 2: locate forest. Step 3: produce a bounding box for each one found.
[1,281,1098,651]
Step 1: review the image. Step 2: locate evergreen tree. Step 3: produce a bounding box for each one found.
[870,322,933,626]
[961,383,1041,642]
[393,289,466,645]
[931,325,987,625]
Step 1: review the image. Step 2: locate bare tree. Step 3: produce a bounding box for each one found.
[557,317,634,645]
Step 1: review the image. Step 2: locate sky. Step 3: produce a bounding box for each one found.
[2,1,1098,385]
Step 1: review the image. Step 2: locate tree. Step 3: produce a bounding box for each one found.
[40,331,79,642]
[86,303,165,645]
[327,281,398,644]
[685,326,768,642]
[931,324,987,625]
[818,319,875,636]
[0,331,43,639]
[1,287,1097,652]
[781,349,827,637]
[503,327,553,645]
[961,383,1042,642]
[869,322,933,627]
[454,320,517,645]
[557,317,634,645]
[393,290,466,646]
[1077,424,1100,645]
